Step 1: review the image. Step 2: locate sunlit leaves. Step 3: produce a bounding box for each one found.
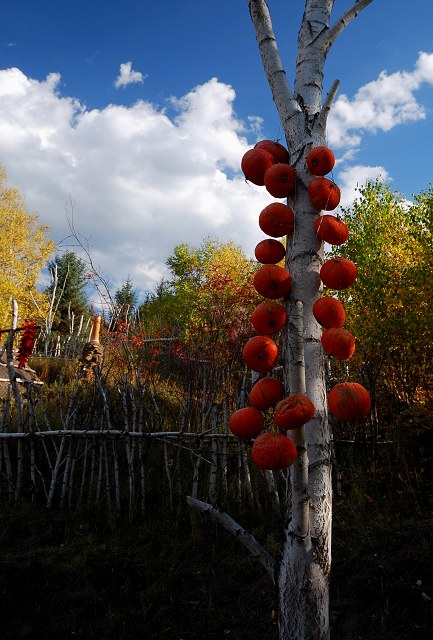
[0,166,54,326]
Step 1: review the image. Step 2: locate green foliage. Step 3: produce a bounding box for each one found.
[334,180,433,407]
[46,251,90,333]
[139,237,260,364]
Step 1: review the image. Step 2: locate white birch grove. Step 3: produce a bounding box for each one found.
[188,2,374,639]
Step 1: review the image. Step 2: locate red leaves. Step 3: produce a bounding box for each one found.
[17,321,38,368]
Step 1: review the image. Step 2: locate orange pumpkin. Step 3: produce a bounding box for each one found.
[241,148,276,186]
[249,376,285,411]
[243,335,279,373]
[321,327,355,360]
[253,264,292,299]
[308,177,341,211]
[312,297,346,328]
[328,382,371,421]
[255,140,290,164]
[255,238,286,264]
[306,146,335,176]
[314,214,348,246]
[251,300,287,335]
[251,432,298,470]
[229,406,264,439]
[320,257,358,290]
[264,163,297,198]
[274,393,315,430]
[259,202,295,238]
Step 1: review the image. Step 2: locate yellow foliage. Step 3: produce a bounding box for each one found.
[0,166,54,327]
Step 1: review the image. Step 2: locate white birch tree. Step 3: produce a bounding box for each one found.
[189,1,374,639]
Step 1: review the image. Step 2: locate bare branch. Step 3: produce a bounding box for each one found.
[315,78,340,135]
[248,0,301,133]
[187,495,276,583]
[323,0,374,52]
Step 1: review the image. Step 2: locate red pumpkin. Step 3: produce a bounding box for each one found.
[313,297,346,328]
[321,327,355,361]
[251,300,287,335]
[251,432,297,470]
[264,163,297,198]
[308,177,341,211]
[253,264,292,299]
[241,148,276,186]
[249,376,285,411]
[255,140,290,164]
[320,257,358,290]
[274,393,315,430]
[328,382,371,421]
[306,146,335,176]
[314,215,348,246]
[255,239,286,264]
[229,406,264,439]
[259,203,295,238]
[243,335,279,373]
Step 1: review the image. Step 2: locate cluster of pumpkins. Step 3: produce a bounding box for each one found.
[229,140,371,471]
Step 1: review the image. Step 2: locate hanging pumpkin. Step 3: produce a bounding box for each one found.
[308,177,341,211]
[253,264,292,299]
[249,376,285,411]
[314,214,348,246]
[320,257,358,290]
[274,393,315,430]
[229,406,264,439]
[259,202,295,238]
[306,146,335,176]
[241,148,276,186]
[251,432,298,470]
[255,140,290,164]
[321,327,355,360]
[243,335,279,373]
[251,300,287,335]
[255,238,286,264]
[328,382,371,421]
[264,163,297,198]
[313,296,346,328]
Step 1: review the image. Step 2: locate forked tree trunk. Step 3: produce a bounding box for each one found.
[249,2,372,637]
[188,3,373,640]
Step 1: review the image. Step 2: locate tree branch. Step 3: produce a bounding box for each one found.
[187,495,276,583]
[322,0,374,52]
[248,0,301,138]
[315,78,340,135]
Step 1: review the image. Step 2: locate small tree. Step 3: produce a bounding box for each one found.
[45,251,90,334]
[110,277,138,330]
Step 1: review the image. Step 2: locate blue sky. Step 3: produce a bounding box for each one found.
[1,1,433,308]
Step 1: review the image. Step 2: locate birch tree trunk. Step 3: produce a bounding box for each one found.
[247,2,373,638]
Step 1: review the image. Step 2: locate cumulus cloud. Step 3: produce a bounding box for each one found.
[336,165,391,208]
[114,62,146,88]
[0,69,268,307]
[0,53,432,309]
[328,51,433,151]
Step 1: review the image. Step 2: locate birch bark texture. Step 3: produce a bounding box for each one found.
[248,1,373,638]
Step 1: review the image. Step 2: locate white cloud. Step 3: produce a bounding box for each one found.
[336,165,391,208]
[114,62,146,88]
[0,69,268,308]
[328,51,433,151]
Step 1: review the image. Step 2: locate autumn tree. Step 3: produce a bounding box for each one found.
[188,2,374,639]
[335,180,433,410]
[0,166,54,327]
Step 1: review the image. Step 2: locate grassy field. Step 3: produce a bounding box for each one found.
[1,464,432,640]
